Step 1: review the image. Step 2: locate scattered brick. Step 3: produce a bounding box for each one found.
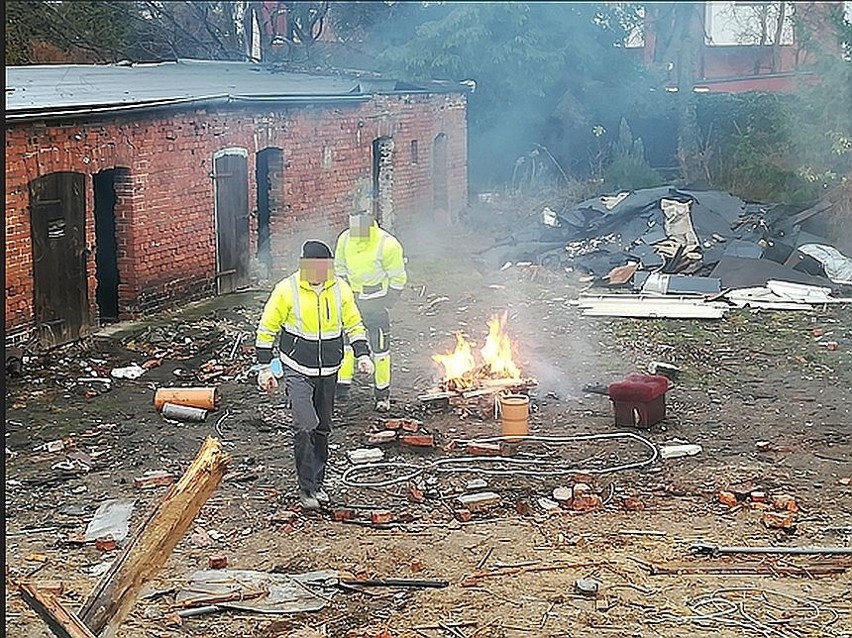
[750,490,768,503]
[371,510,394,525]
[772,494,798,513]
[401,419,422,432]
[718,491,738,507]
[408,486,425,504]
[454,509,472,522]
[95,537,117,552]
[410,559,424,573]
[515,500,532,516]
[465,442,502,456]
[622,496,645,512]
[400,434,434,448]
[762,511,796,530]
[571,493,603,512]
[332,508,356,522]
[208,554,228,569]
[368,430,397,444]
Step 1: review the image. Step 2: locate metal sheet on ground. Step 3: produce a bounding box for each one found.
[84,499,135,543]
[175,569,339,613]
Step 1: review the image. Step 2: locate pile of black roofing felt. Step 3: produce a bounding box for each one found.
[477,185,851,292]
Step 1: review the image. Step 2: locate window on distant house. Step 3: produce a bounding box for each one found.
[410,140,419,164]
[706,1,795,46]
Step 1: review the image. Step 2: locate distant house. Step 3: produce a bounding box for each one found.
[5,60,469,346]
[634,1,849,93]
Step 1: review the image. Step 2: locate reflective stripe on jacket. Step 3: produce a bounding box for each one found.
[255,273,369,376]
[334,223,407,300]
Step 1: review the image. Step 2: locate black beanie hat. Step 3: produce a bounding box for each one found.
[301,240,333,259]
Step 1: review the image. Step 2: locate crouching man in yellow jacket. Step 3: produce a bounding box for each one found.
[255,240,373,510]
[334,212,407,412]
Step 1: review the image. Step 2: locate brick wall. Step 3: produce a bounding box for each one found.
[4,92,468,341]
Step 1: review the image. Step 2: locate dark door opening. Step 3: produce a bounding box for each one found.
[29,171,88,346]
[371,136,395,229]
[256,148,283,276]
[93,169,121,321]
[214,151,250,294]
[432,133,449,221]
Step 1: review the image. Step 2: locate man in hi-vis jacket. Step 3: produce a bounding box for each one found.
[334,212,407,412]
[255,240,373,510]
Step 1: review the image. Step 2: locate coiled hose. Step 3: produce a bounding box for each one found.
[341,432,659,488]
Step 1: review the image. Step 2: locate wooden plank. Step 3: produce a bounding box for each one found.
[18,582,96,638]
[78,437,231,636]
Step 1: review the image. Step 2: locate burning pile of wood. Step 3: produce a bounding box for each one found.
[420,313,537,406]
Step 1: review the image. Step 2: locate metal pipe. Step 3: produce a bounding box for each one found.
[691,542,852,557]
[339,578,449,589]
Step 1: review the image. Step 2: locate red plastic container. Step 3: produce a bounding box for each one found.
[608,374,669,428]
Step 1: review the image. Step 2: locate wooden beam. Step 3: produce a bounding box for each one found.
[78,437,231,636]
[18,582,96,638]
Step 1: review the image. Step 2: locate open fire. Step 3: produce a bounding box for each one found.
[432,313,525,392]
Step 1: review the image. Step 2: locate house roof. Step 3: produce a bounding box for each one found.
[5,59,466,122]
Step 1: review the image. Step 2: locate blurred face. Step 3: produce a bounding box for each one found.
[299,258,332,284]
[350,213,373,239]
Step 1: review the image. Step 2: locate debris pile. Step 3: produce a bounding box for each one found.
[484,187,852,317]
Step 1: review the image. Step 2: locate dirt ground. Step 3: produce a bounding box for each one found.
[5,200,852,638]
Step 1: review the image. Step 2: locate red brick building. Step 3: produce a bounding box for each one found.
[5,60,468,346]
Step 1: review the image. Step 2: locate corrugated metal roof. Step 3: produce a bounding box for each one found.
[5,59,464,122]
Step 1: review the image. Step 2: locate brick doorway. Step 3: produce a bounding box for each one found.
[93,168,127,322]
[432,133,449,222]
[28,171,88,346]
[256,147,283,278]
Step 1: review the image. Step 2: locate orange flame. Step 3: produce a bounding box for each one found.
[481,313,521,379]
[433,313,521,386]
[432,332,477,381]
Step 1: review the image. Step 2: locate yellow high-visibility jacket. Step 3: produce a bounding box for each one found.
[255,273,369,376]
[334,222,407,300]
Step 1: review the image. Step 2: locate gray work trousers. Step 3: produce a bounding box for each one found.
[284,366,336,493]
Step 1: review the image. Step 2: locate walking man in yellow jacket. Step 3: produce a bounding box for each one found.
[334,211,407,412]
[256,240,373,510]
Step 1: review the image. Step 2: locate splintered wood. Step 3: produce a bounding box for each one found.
[18,437,231,638]
[79,437,231,635]
[17,583,95,638]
